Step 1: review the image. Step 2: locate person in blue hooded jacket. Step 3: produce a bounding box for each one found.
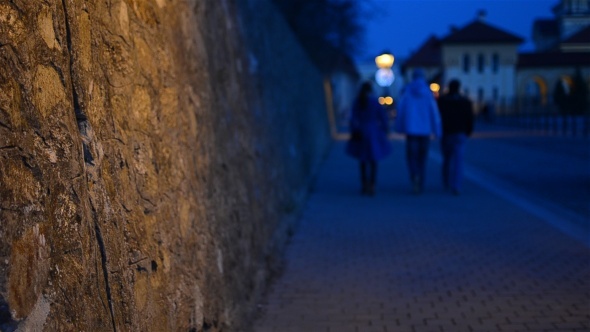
[394,69,442,194]
[346,81,392,196]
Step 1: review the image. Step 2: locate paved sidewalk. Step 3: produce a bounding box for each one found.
[252,138,590,332]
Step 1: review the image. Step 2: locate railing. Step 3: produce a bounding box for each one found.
[481,97,590,138]
[490,111,590,138]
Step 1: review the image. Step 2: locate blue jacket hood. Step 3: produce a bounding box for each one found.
[406,78,431,98]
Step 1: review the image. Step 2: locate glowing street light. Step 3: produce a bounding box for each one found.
[430,83,440,93]
[430,83,440,97]
[378,96,394,106]
[375,69,395,87]
[375,52,394,69]
[375,51,395,87]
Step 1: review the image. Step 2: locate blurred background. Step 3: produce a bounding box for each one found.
[272,0,589,135]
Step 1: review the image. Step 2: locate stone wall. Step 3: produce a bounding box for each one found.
[0,0,331,331]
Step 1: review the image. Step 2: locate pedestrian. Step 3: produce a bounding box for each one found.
[394,68,442,194]
[437,79,475,195]
[346,81,392,196]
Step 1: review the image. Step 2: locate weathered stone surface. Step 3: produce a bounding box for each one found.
[1,0,330,331]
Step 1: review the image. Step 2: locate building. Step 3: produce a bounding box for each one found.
[439,14,523,111]
[402,11,524,112]
[402,35,442,87]
[400,1,590,115]
[519,0,590,113]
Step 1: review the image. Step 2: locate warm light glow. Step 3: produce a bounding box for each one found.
[430,83,440,92]
[384,96,393,105]
[375,53,394,69]
[378,97,386,105]
[532,76,548,105]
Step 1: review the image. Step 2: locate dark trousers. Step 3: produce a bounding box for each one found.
[405,135,430,186]
[441,133,467,191]
[360,161,377,186]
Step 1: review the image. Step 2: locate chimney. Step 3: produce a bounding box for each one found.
[477,9,487,21]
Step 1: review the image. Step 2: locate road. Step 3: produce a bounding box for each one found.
[461,123,589,234]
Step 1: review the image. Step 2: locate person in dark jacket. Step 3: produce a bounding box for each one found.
[437,79,474,195]
[346,81,392,196]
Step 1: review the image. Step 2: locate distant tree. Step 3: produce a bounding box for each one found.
[271,0,370,74]
[570,69,589,114]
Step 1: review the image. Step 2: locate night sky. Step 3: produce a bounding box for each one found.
[359,0,558,61]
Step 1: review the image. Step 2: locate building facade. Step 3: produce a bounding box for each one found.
[442,43,520,111]
[400,0,590,115]
[518,0,590,112]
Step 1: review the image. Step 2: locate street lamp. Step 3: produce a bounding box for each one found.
[375,52,394,69]
[430,83,440,98]
[375,51,395,88]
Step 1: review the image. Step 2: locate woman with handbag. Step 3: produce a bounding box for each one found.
[346,81,392,196]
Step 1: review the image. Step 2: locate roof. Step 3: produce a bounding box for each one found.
[402,35,441,68]
[561,25,590,44]
[517,51,590,68]
[440,20,524,45]
[532,19,559,37]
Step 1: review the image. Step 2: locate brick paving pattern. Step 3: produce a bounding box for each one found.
[252,138,590,332]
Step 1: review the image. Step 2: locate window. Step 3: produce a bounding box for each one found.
[463,53,470,73]
[478,54,485,73]
[571,0,589,14]
[492,53,499,73]
[478,88,484,103]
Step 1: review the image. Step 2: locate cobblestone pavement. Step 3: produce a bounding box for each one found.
[251,132,590,332]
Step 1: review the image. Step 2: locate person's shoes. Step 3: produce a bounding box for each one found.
[412,183,421,194]
[361,182,369,196]
[443,181,450,192]
[412,176,422,195]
